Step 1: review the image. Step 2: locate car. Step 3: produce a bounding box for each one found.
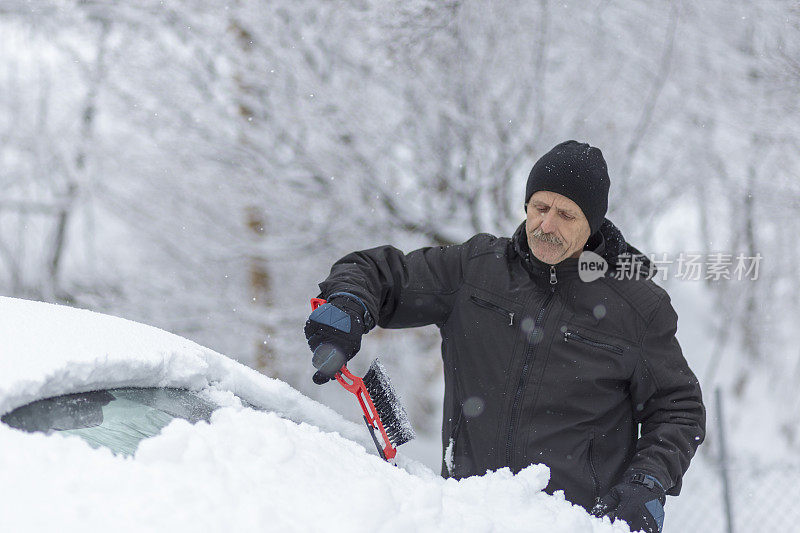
[0,296,624,533]
[0,295,373,453]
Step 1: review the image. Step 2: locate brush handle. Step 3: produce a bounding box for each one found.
[335,365,398,461]
[312,343,347,379]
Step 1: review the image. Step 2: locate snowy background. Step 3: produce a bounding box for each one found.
[1,1,799,532]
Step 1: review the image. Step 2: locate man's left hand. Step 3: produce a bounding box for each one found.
[591,472,666,533]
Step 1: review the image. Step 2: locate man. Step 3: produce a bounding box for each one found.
[304,140,705,533]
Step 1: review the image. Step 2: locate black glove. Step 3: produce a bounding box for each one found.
[304,293,371,384]
[591,472,666,533]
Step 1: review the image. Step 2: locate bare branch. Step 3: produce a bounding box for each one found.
[618,4,679,195]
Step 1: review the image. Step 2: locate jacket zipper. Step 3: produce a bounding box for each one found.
[563,330,624,355]
[505,286,555,466]
[469,295,515,326]
[587,437,600,500]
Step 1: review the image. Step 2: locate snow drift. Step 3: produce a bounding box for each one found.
[0,297,632,532]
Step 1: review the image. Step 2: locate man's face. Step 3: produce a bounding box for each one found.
[525,190,592,265]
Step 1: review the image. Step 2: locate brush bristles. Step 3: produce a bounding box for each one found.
[363,358,416,447]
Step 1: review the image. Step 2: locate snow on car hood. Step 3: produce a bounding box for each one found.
[0,297,630,532]
[1,408,630,533]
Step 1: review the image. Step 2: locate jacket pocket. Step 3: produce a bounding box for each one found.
[587,436,600,500]
[469,295,515,326]
[564,329,624,355]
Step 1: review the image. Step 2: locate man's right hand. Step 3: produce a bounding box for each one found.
[304,294,369,384]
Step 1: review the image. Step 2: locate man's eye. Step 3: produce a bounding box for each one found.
[537,207,548,212]
[561,213,574,220]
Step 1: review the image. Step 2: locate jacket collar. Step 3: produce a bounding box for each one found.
[509,218,655,284]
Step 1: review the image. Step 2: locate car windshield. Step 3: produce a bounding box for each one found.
[1,388,216,456]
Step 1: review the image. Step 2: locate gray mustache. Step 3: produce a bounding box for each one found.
[531,227,562,245]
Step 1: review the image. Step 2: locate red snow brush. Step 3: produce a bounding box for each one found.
[310,298,415,461]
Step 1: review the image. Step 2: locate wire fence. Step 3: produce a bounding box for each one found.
[664,390,798,533]
[667,460,800,533]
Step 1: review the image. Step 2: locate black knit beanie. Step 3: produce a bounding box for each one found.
[524,140,610,235]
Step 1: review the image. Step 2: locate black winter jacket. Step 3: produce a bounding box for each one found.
[318,219,705,510]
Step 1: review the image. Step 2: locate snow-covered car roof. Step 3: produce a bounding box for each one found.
[0,296,364,439]
[0,297,629,532]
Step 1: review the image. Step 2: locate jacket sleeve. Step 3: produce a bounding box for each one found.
[317,235,484,329]
[626,293,706,496]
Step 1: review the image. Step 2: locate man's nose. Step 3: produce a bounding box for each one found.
[540,210,558,234]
